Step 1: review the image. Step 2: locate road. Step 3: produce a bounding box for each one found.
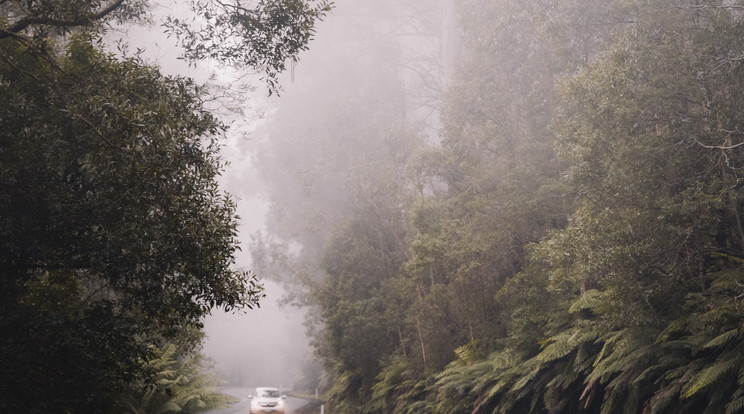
[210,387,318,414]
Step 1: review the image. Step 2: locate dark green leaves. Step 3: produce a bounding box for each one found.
[0,34,260,411]
[163,0,332,95]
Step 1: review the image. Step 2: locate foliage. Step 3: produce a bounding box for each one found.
[0,0,148,40]
[118,344,235,414]
[0,0,330,94]
[0,33,260,412]
[248,0,744,413]
[424,1,744,413]
[247,3,425,400]
[0,0,332,409]
[368,356,432,414]
[163,0,332,95]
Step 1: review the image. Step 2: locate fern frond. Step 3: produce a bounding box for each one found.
[537,334,577,363]
[400,401,429,414]
[488,349,522,370]
[544,385,570,414]
[703,329,740,350]
[682,356,741,399]
[480,374,515,405]
[454,339,480,365]
[632,363,665,385]
[726,395,744,414]
[569,289,604,314]
[708,267,744,293]
[510,367,541,393]
[655,317,689,343]
[649,382,682,414]
[547,359,580,391]
[593,329,627,367]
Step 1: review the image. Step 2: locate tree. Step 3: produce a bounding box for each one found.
[246,2,429,399]
[427,2,744,413]
[0,33,260,412]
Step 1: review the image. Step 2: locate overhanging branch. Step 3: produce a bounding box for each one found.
[0,0,127,39]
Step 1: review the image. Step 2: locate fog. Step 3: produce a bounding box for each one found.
[110,1,318,391]
[7,0,744,411]
[197,0,449,391]
[201,280,309,388]
[113,0,451,394]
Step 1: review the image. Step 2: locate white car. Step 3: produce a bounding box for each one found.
[249,387,287,414]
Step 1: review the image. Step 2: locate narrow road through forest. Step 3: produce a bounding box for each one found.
[210,387,320,414]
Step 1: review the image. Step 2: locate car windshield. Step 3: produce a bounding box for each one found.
[259,390,281,398]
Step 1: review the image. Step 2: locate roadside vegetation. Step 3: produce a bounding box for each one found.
[252,1,744,412]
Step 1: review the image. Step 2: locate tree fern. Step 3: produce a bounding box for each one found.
[655,317,690,343]
[632,364,667,385]
[546,357,581,392]
[400,400,430,414]
[369,356,407,412]
[469,350,522,395]
[593,343,651,385]
[118,344,234,414]
[591,329,631,371]
[707,267,744,294]
[682,355,741,399]
[394,377,431,414]
[649,381,683,414]
[433,358,485,413]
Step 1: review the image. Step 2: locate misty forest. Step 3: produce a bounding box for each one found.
[4,0,744,413]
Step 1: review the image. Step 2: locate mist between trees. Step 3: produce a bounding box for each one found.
[247,0,744,413]
[4,0,744,413]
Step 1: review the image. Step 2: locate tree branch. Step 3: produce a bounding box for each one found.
[0,48,43,83]
[695,139,744,150]
[0,0,127,38]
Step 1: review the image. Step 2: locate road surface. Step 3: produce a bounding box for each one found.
[210,387,317,414]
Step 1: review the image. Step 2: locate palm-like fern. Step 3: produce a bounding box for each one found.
[368,356,432,413]
[426,264,744,414]
[118,344,235,414]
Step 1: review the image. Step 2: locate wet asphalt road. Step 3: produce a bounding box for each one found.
[210,387,312,414]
